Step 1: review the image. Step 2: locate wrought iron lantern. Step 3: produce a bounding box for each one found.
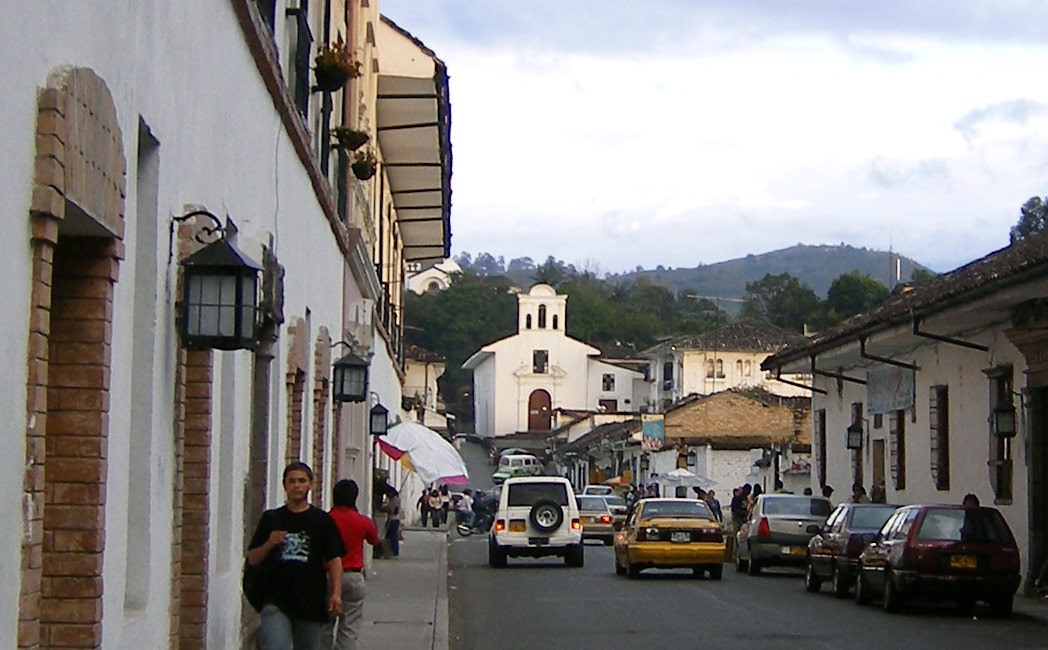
[332,352,369,403]
[991,402,1017,438]
[846,421,864,450]
[640,452,650,472]
[178,211,262,351]
[370,403,389,436]
[686,449,697,468]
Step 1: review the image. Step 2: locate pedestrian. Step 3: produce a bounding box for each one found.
[456,489,474,527]
[439,485,451,527]
[246,462,346,650]
[821,484,834,501]
[417,489,431,528]
[962,493,980,508]
[382,486,402,557]
[851,483,870,503]
[427,489,442,528]
[747,483,762,515]
[705,490,723,523]
[730,484,751,529]
[326,479,380,650]
[802,487,813,496]
[870,484,887,503]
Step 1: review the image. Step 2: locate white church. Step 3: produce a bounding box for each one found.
[463,284,645,438]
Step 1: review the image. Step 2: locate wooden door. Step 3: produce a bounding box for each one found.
[599,399,617,412]
[528,389,552,430]
[872,439,885,490]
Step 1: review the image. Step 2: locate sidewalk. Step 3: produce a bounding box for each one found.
[359,528,449,650]
[1014,594,1048,625]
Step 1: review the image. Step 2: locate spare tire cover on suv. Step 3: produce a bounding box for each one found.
[529,500,564,533]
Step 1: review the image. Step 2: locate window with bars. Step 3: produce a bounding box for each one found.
[602,373,615,392]
[706,359,714,378]
[533,350,548,374]
[929,385,950,491]
[288,2,313,119]
[889,409,906,490]
[716,359,724,378]
[851,402,864,488]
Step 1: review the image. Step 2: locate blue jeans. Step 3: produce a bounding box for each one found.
[385,519,400,556]
[258,603,325,649]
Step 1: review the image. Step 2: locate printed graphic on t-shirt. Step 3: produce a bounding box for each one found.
[281,532,311,563]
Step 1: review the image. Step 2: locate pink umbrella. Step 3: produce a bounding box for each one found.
[378,422,470,485]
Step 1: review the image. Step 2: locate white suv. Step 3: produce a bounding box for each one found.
[488,476,584,568]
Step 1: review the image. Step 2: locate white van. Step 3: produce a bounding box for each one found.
[491,453,543,483]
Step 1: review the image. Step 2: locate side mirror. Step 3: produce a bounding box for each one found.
[613,522,623,531]
[805,524,821,535]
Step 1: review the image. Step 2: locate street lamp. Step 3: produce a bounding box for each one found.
[846,421,864,450]
[640,453,650,473]
[332,348,369,402]
[686,449,697,469]
[370,403,390,436]
[176,210,263,351]
[991,402,1017,438]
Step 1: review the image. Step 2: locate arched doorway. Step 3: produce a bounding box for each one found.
[528,389,552,431]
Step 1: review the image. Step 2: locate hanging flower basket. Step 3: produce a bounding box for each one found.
[314,38,362,92]
[351,149,378,180]
[331,126,370,151]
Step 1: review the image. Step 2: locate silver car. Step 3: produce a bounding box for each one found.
[735,494,832,575]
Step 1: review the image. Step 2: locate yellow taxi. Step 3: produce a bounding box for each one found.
[613,498,725,580]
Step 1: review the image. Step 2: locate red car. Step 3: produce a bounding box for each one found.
[855,504,1021,616]
[806,503,899,597]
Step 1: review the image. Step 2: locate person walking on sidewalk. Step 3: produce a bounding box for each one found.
[247,462,346,650]
[326,479,380,650]
[382,486,402,557]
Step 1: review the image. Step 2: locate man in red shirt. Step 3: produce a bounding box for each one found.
[326,479,380,650]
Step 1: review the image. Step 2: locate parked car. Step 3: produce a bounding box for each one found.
[581,485,613,496]
[735,494,832,575]
[490,446,530,465]
[576,495,615,545]
[854,504,1021,616]
[602,494,629,525]
[613,498,725,580]
[488,476,583,568]
[491,453,543,484]
[805,503,899,597]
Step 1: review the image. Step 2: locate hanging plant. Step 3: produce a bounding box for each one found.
[314,37,362,92]
[351,149,378,180]
[331,126,370,151]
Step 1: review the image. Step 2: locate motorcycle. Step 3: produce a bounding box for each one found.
[456,510,493,537]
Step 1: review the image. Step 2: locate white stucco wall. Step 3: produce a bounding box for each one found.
[588,360,643,412]
[813,327,1032,575]
[2,2,358,647]
[648,348,812,408]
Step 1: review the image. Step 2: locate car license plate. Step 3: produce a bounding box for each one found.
[671,531,690,543]
[581,516,593,523]
[789,546,806,557]
[509,522,526,532]
[529,537,549,546]
[950,554,977,569]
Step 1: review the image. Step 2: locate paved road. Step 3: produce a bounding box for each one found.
[449,441,1048,650]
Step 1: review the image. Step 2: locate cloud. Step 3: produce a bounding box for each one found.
[953,99,1048,143]
[866,157,952,190]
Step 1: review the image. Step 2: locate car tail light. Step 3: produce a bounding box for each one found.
[571,518,581,531]
[757,517,771,538]
[494,519,505,532]
[600,515,612,524]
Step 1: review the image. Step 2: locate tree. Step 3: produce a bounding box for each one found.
[825,271,890,320]
[532,256,574,287]
[740,273,820,332]
[910,268,936,284]
[1010,196,1048,243]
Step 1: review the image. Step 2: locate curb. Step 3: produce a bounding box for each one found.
[432,531,450,650]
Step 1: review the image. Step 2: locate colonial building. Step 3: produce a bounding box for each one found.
[402,344,448,431]
[3,2,450,648]
[762,234,1048,594]
[463,284,645,438]
[663,389,812,494]
[405,258,461,294]
[643,319,813,411]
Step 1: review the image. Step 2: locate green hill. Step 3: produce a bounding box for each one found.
[610,244,931,306]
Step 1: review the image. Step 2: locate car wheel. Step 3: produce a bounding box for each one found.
[882,570,904,613]
[603,536,614,547]
[735,551,748,573]
[708,564,723,581]
[989,595,1013,617]
[529,499,564,534]
[854,570,872,606]
[627,562,642,579]
[565,544,584,568]
[747,557,761,576]
[488,541,507,569]
[831,564,849,598]
[956,597,976,615]
[804,562,822,593]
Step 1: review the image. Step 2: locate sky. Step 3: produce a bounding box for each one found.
[380,1,1048,275]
